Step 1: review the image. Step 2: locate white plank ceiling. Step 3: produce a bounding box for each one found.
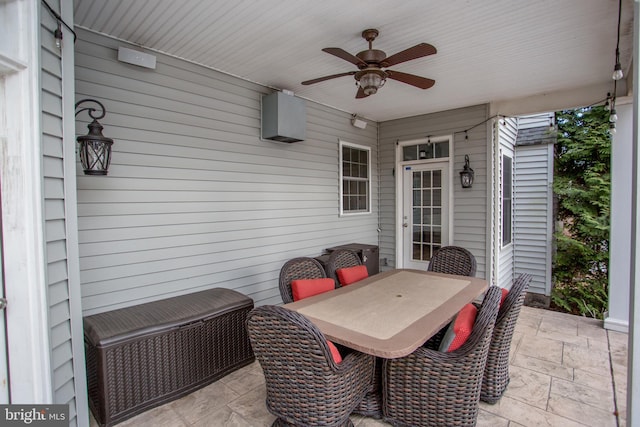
[74,0,634,121]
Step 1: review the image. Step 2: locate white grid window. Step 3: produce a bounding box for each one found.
[340,141,371,215]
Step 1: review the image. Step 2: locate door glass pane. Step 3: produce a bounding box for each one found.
[433,228,442,244]
[422,190,431,206]
[433,208,441,225]
[404,146,417,161]
[433,189,441,206]
[435,142,449,158]
[413,172,421,187]
[422,172,431,188]
[413,244,421,260]
[422,244,431,260]
[423,190,431,207]
[413,190,421,206]
[433,170,441,187]
[422,208,431,224]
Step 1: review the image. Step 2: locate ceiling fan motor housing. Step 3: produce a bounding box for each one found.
[356,49,387,68]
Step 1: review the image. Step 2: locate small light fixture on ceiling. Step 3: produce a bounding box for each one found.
[75,99,114,175]
[358,70,386,95]
[460,155,474,189]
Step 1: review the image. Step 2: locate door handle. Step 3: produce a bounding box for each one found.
[403,223,408,228]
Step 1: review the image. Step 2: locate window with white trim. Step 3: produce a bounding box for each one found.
[340,141,371,215]
[502,154,513,246]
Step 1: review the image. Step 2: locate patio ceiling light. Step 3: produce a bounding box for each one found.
[75,99,114,175]
[358,70,386,96]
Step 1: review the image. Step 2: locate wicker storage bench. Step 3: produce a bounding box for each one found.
[83,288,255,427]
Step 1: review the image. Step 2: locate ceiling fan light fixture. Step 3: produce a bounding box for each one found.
[359,71,386,95]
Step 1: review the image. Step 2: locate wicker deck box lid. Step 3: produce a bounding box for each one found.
[84,288,254,347]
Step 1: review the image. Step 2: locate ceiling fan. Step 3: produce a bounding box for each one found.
[301,29,437,98]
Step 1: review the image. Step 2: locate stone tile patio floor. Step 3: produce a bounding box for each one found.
[92,306,628,427]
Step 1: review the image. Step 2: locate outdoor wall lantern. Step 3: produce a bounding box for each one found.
[460,154,474,188]
[75,98,114,175]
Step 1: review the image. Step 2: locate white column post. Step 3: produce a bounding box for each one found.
[606,99,632,333]
[627,1,640,424]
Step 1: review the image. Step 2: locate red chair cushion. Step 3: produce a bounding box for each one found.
[291,278,335,301]
[336,265,369,286]
[327,340,342,363]
[439,303,478,352]
[500,288,509,307]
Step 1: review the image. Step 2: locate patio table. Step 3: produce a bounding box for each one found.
[283,268,487,358]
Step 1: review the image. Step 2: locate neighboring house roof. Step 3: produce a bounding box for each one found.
[515,126,557,146]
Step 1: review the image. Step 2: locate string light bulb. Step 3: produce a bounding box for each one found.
[54,21,63,49]
[609,109,618,123]
[609,122,617,135]
[604,93,611,111]
[613,61,623,80]
[612,0,623,80]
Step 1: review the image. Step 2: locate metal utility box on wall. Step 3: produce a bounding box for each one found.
[261,92,306,143]
[326,243,380,276]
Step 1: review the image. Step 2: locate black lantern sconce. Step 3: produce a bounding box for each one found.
[460,154,474,188]
[75,99,114,175]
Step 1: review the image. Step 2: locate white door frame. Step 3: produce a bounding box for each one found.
[395,136,454,268]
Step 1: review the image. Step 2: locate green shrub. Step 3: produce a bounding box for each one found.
[552,107,610,319]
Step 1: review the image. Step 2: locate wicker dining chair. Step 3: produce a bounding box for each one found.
[481,273,533,404]
[427,246,477,277]
[247,305,375,427]
[278,257,328,304]
[326,249,364,286]
[382,286,501,427]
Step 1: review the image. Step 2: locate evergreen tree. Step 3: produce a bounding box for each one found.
[552,106,611,318]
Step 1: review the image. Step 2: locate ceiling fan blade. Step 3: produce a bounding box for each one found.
[387,70,435,89]
[301,71,356,85]
[355,86,369,99]
[322,47,368,68]
[383,43,437,67]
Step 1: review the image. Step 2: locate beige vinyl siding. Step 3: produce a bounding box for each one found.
[497,118,518,289]
[75,28,378,314]
[514,143,554,295]
[41,1,87,425]
[378,104,490,278]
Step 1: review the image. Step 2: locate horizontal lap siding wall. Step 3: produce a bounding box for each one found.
[75,29,378,315]
[378,105,489,278]
[42,1,87,424]
[514,143,553,295]
[497,118,518,289]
